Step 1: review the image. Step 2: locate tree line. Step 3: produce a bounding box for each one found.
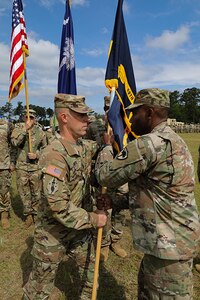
[1,88,200,125]
[0,101,54,126]
[169,87,200,123]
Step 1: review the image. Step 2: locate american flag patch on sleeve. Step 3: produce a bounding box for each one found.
[46,165,63,179]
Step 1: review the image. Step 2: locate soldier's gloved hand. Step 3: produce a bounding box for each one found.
[28,152,37,160]
[96,193,112,211]
[89,210,107,228]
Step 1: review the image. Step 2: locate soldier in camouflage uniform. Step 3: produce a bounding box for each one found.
[0,117,16,229]
[45,126,61,145]
[22,94,107,300]
[95,88,200,299]
[85,96,128,261]
[195,146,200,274]
[11,109,47,227]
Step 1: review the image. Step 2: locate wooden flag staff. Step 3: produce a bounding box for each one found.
[23,51,32,153]
[91,87,115,300]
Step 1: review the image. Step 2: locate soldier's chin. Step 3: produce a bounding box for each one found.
[81,128,88,135]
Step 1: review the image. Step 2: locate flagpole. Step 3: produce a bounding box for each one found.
[23,51,32,153]
[91,86,115,300]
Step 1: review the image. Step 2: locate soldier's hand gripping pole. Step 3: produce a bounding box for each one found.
[91,192,112,300]
[92,89,114,300]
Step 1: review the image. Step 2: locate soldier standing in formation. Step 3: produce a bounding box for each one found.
[96,88,200,299]
[0,117,16,229]
[86,96,128,261]
[22,94,107,300]
[11,109,47,227]
[195,145,200,273]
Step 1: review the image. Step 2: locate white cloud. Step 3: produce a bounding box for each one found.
[123,1,130,14]
[135,61,200,90]
[39,0,87,8]
[1,34,200,112]
[101,27,109,35]
[80,48,105,57]
[146,25,190,51]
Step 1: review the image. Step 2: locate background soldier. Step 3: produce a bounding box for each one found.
[11,109,47,227]
[0,116,16,229]
[86,96,128,261]
[22,94,107,300]
[96,88,200,299]
[195,146,200,273]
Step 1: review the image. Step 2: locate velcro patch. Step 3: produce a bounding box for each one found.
[45,165,64,179]
[116,148,128,160]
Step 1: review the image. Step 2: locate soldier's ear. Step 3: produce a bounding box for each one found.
[60,112,68,124]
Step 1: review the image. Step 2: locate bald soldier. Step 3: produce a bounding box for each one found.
[22,94,107,300]
[11,109,47,227]
[96,88,200,300]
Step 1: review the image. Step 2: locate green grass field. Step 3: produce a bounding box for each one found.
[0,133,200,300]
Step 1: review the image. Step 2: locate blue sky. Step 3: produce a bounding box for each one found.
[0,0,200,113]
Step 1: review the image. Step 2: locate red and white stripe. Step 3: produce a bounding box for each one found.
[9,4,29,101]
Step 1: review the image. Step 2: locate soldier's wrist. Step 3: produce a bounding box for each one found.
[89,212,98,228]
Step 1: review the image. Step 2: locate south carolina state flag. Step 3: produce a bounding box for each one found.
[58,0,77,94]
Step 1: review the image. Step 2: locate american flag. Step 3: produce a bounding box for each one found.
[9,0,29,101]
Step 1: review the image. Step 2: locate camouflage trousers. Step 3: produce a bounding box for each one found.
[101,192,129,247]
[0,169,11,213]
[22,228,96,300]
[16,169,41,216]
[101,208,123,247]
[138,254,193,300]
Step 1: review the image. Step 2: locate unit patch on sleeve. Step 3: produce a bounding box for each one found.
[47,177,58,195]
[116,148,128,160]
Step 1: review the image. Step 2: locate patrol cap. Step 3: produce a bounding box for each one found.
[54,94,93,114]
[126,88,170,110]
[88,115,96,123]
[104,96,110,107]
[25,108,36,118]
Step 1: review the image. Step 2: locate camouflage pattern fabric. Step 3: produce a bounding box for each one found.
[86,119,129,247]
[197,145,200,182]
[101,185,129,247]
[96,121,200,297]
[46,129,61,145]
[11,122,47,215]
[0,170,11,213]
[138,255,193,299]
[16,169,41,215]
[85,118,106,147]
[0,120,16,212]
[23,138,98,299]
[11,122,47,171]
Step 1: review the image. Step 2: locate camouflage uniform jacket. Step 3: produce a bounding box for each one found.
[35,138,98,242]
[11,122,47,171]
[0,120,16,170]
[197,145,200,182]
[96,121,200,260]
[86,119,106,146]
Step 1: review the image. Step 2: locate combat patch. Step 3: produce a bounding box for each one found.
[47,177,58,195]
[116,148,128,160]
[112,141,143,170]
[45,164,65,180]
